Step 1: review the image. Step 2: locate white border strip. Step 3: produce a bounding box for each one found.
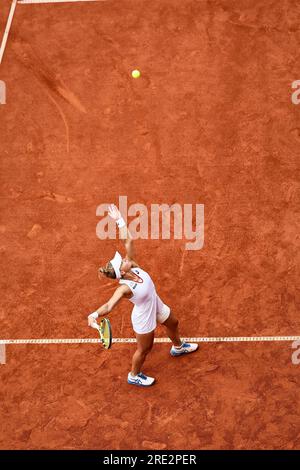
[0,336,300,345]
[0,0,18,65]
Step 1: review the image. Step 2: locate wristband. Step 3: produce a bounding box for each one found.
[90,311,99,319]
[116,217,126,228]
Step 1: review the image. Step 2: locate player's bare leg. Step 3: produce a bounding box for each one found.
[131,330,154,374]
[163,311,199,357]
[162,311,182,347]
[128,331,155,386]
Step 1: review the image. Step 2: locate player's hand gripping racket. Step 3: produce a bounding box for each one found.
[97,318,112,349]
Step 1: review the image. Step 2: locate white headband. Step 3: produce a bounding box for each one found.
[110,251,122,279]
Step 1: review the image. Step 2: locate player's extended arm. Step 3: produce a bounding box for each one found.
[108,204,135,261]
[88,285,129,328]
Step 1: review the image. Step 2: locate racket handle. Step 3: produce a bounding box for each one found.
[90,322,100,330]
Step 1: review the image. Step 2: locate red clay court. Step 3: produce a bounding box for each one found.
[0,0,300,450]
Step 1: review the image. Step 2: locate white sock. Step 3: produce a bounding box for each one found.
[174,342,183,349]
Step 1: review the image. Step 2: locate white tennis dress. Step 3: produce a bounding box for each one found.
[119,267,170,334]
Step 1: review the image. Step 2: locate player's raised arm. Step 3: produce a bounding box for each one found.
[88,284,129,328]
[108,204,135,261]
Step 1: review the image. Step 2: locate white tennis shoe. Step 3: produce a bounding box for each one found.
[170,342,199,356]
[127,372,155,387]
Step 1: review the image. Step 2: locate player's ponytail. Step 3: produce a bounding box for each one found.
[99,262,116,279]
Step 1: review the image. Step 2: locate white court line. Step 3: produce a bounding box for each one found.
[18,0,107,4]
[0,0,18,65]
[0,336,300,345]
[1,337,298,364]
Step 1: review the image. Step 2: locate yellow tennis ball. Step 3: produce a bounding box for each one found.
[132,69,141,79]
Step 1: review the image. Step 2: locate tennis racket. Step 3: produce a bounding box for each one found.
[98,318,112,349]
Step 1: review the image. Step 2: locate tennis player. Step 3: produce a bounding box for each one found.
[88,204,198,387]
